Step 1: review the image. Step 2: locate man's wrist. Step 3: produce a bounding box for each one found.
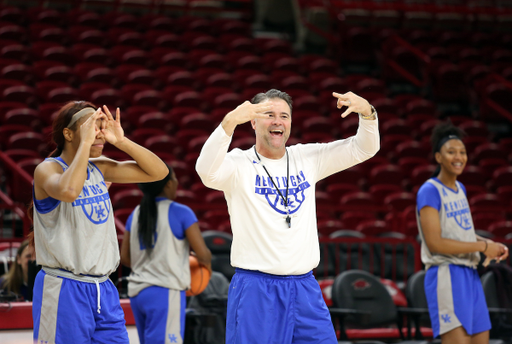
[358,105,377,120]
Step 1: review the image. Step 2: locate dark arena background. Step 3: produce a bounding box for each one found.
[0,0,511,343]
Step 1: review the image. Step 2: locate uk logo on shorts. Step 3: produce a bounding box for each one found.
[72,181,111,224]
[254,170,310,215]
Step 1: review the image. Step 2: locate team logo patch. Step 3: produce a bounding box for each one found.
[254,170,310,215]
[72,181,110,224]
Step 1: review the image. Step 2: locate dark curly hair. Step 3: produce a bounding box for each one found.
[430,122,467,177]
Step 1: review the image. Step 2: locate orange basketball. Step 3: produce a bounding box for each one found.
[186,255,211,296]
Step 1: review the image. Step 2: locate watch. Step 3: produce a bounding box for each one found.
[359,105,377,120]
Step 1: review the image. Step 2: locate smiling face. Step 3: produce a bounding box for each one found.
[251,98,291,159]
[435,139,467,177]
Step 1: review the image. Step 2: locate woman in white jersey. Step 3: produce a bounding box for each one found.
[120,165,211,344]
[416,122,508,344]
[30,101,168,344]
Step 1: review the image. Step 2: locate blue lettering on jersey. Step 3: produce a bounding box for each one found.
[445,202,472,230]
[73,181,111,224]
[168,333,178,343]
[254,171,310,215]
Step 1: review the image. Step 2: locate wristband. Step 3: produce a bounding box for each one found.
[483,241,488,253]
[358,105,377,120]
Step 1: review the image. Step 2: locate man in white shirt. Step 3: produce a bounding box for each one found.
[196,89,379,343]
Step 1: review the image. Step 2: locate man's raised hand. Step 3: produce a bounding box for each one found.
[222,101,273,136]
[333,92,372,118]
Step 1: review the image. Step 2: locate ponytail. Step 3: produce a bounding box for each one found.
[137,165,172,253]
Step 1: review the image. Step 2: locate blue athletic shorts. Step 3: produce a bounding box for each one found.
[32,269,129,344]
[424,264,491,338]
[130,286,186,344]
[226,268,337,344]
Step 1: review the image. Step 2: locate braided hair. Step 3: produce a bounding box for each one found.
[137,164,173,252]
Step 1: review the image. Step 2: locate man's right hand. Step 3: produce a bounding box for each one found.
[221,101,273,136]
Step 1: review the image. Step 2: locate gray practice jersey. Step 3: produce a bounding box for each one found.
[127,199,191,297]
[33,157,119,276]
[416,178,480,269]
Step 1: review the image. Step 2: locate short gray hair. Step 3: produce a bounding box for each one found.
[250,89,293,112]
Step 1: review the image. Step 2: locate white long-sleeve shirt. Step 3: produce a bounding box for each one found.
[196,118,379,275]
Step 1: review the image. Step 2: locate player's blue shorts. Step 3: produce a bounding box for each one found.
[130,286,186,344]
[424,264,491,338]
[33,268,129,344]
[226,268,337,344]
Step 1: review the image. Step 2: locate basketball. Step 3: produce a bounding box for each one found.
[186,255,211,296]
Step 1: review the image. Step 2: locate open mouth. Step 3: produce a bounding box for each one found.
[452,162,463,168]
[269,129,284,137]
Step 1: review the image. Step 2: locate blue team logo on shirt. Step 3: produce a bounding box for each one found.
[444,198,472,230]
[254,170,310,215]
[72,181,111,224]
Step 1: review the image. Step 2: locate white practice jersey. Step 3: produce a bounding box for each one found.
[416,178,480,269]
[196,119,379,275]
[33,157,119,276]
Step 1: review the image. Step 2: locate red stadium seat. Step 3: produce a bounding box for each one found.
[133,90,166,110]
[393,141,430,162]
[18,157,43,177]
[114,208,134,227]
[368,185,403,205]
[203,210,230,227]
[472,143,508,164]
[409,165,436,188]
[79,82,111,101]
[130,128,166,145]
[340,211,377,230]
[205,191,226,204]
[496,186,512,206]
[340,192,375,207]
[47,87,79,104]
[325,183,359,201]
[368,164,404,187]
[144,135,177,155]
[1,63,32,84]
[457,165,486,187]
[459,121,489,138]
[4,108,44,130]
[469,194,500,208]
[2,85,37,107]
[384,192,416,212]
[4,149,42,162]
[488,221,512,238]
[472,212,506,231]
[91,88,124,109]
[112,189,143,210]
[7,131,45,151]
[356,220,389,236]
[381,119,412,136]
[188,135,209,153]
[463,185,487,199]
[85,67,117,85]
[317,220,345,237]
[397,157,430,175]
[138,112,174,133]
